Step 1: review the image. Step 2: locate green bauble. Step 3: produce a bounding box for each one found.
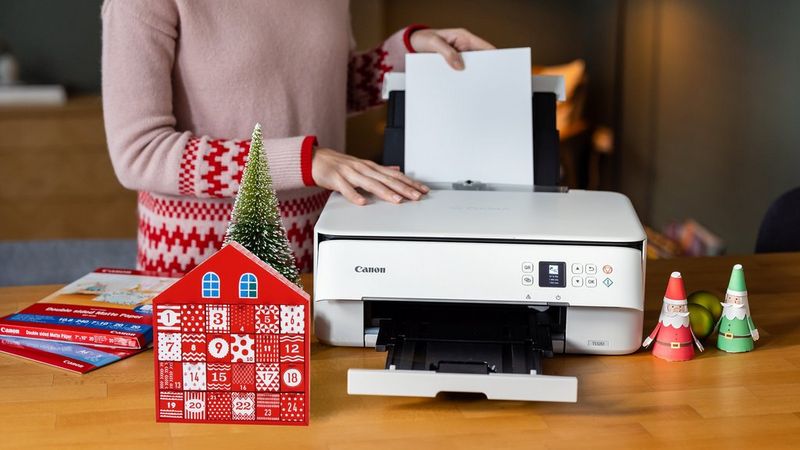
[688,303,714,341]
[688,290,723,322]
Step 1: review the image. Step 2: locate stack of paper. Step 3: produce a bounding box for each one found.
[0,268,177,373]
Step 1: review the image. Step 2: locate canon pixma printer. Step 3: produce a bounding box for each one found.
[313,54,646,402]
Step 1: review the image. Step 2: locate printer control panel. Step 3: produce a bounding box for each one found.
[516,254,630,305]
[522,261,612,291]
[315,239,643,310]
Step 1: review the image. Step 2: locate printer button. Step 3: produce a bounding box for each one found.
[522,275,534,286]
[522,262,534,273]
[571,263,583,274]
[585,277,597,288]
[571,277,584,288]
[585,264,597,275]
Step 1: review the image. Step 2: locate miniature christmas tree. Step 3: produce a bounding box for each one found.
[223,123,301,287]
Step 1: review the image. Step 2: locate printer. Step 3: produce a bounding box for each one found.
[313,51,646,403]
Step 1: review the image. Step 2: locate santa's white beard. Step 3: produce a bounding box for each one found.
[722,303,748,320]
[659,312,690,328]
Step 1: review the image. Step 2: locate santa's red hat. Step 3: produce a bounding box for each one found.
[663,271,687,305]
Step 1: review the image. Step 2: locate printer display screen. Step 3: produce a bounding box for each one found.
[538,261,566,288]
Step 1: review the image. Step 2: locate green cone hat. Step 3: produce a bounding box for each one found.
[727,264,747,292]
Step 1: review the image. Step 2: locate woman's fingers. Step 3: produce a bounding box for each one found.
[462,30,495,50]
[427,34,465,70]
[312,147,430,206]
[408,28,495,71]
[334,175,366,205]
[385,169,430,194]
[342,166,403,204]
[362,166,423,200]
[439,28,495,52]
[366,161,430,194]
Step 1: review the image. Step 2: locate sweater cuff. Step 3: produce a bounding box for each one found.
[262,136,310,192]
[301,135,317,187]
[403,24,429,53]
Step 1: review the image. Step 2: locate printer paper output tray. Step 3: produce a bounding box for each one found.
[348,369,577,402]
[346,301,578,402]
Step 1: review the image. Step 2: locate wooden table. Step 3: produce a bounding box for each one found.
[1,253,799,449]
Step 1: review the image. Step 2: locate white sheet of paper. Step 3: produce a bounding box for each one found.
[404,48,533,187]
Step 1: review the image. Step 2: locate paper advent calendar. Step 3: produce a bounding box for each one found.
[153,242,310,425]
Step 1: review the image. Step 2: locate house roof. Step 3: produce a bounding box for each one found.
[153,241,310,304]
[225,241,310,301]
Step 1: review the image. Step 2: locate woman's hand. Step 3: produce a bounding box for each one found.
[409,28,495,70]
[312,148,429,205]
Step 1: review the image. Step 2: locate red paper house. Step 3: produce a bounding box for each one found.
[152,242,310,425]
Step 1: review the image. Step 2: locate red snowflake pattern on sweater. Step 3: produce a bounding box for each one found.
[178,137,200,195]
[347,48,392,113]
[177,137,250,198]
[345,24,421,114]
[137,190,328,276]
[200,138,250,198]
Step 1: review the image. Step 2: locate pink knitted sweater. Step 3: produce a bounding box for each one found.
[101,0,417,275]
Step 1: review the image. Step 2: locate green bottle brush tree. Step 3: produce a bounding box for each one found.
[223,123,302,287]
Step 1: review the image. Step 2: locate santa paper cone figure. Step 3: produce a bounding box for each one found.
[716,264,759,353]
[642,272,704,361]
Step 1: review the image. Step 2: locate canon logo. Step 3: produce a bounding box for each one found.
[354,266,386,274]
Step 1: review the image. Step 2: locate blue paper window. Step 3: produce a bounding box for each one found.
[239,273,257,298]
[202,272,220,298]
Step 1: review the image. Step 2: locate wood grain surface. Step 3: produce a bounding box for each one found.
[1,253,799,449]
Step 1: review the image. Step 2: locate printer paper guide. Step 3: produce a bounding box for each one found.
[404,48,534,188]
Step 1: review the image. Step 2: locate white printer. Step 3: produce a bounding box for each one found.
[313,51,646,403]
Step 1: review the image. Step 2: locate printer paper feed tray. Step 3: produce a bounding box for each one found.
[347,301,578,403]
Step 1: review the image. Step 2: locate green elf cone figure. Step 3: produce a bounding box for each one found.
[716,264,759,352]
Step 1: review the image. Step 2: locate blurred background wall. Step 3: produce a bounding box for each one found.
[0,0,102,93]
[1,0,798,273]
[620,0,800,256]
[0,0,132,245]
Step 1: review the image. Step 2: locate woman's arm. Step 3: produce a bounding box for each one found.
[346,26,494,114]
[346,25,424,114]
[101,0,314,198]
[335,25,495,203]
